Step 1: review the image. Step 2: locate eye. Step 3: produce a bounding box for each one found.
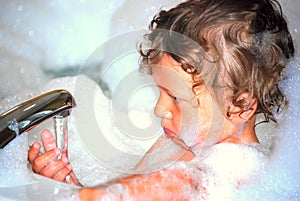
[169,94,180,103]
[173,96,180,102]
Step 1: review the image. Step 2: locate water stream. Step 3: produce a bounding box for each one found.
[54,116,69,157]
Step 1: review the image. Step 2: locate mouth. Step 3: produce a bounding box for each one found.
[163,128,177,138]
[163,127,192,151]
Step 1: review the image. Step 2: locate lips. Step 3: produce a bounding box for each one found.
[163,128,177,138]
[163,127,193,151]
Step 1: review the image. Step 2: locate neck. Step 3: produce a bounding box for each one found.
[218,115,259,144]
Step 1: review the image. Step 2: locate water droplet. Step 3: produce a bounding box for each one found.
[8,118,19,135]
[294,28,298,33]
[17,5,23,11]
[54,187,60,194]
[20,67,25,74]
[29,30,34,37]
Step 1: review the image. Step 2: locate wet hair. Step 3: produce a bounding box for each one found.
[139,0,294,122]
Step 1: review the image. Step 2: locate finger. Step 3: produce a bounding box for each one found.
[41,129,57,151]
[32,148,61,173]
[52,164,72,182]
[67,171,82,186]
[39,156,69,178]
[28,141,41,163]
[61,149,68,159]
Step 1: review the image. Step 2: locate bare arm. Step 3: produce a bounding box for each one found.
[79,162,207,201]
[135,136,195,171]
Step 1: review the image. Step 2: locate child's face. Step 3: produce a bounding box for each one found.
[152,54,222,150]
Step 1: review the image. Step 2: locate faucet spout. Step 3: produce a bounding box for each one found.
[0,90,76,148]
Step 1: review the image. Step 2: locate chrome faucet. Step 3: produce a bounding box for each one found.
[0,90,76,148]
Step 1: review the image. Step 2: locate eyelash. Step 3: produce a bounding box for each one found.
[169,94,180,103]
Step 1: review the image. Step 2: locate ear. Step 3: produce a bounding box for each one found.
[226,93,257,124]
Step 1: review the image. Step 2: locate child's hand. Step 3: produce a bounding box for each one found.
[28,129,81,186]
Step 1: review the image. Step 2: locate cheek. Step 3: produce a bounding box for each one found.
[170,106,182,130]
[198,93,214,120]
[196,107,213,128]
[195,95,228,142]
[193,95,216,136]
[176,102,200,132]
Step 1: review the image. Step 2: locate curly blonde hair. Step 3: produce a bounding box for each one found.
[139,0,294,122]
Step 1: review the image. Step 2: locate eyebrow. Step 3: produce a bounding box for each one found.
[157,85,175,94]
[157,85,186,100]
[157,85,194,104]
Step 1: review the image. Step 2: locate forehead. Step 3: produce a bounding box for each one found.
[152,54,194,84]
[152,54,195,99]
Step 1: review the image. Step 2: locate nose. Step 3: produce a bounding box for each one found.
[154,105,173,120]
